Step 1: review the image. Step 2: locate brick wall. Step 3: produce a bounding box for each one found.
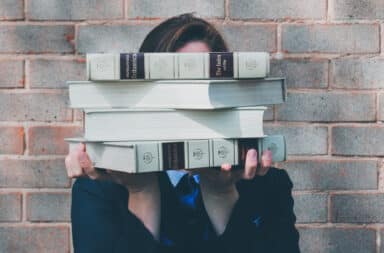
[0,0,382,252]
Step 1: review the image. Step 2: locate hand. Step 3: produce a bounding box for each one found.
[198,149,273,194]
[64,143,158,192]
[198,149,272,235]
[65,143,161,238]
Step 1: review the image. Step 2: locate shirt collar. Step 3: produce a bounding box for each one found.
[166,170,187,187]
[166,170,200,187]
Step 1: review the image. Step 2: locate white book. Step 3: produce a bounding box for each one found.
[66,135,286,173]
[68,78,286,109]
[84,107,266,141]
[86,52,270,80]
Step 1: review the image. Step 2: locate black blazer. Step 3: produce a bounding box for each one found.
[71,167,300,253]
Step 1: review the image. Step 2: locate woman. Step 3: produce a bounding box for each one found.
[66,13,300,253]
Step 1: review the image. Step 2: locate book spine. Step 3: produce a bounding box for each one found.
[86,52,269,80]
[67,136,285,173]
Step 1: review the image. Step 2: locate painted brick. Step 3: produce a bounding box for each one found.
[27,0,123,20]
[0,159,70,188]
[264,125,328,155]
[294,193,328,223]
[331,57,384,89]
[380,93,384,121]
[77,24,154,53]
[332,126,384,156]
[331,0,384,20]
[28,126,82,155]
[282,24,380,53]
[270,59,328,89]
[332,194,384,223]
[299,228,376,253]
[29,59,86,89]
[27,192,70,221]
[0,25,74,53]
[0,126,24,155]
[218,25,277,52]
[229,0,326,20]
[282,160,378,190]
[127,0,224,18]
[0,227,70,253]
[0,193,21,221]
[276,92,376,122]
[0,60,24,88]
[0,0,23,20]
[0,92,72,122]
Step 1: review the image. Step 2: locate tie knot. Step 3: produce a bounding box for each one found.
[176,174,200,210]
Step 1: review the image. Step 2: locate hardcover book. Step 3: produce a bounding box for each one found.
[68,78,286,109]
[84,107,266,141]
[66,135,286,173]
[86,52,270,80]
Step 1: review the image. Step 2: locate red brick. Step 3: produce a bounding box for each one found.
[299,228,376,253]
[0,0,23,20]
[0,159,70,188]
[27,192,70,221]
[0,126,24,154]
[0,227,70,253]
[331,57,384,89]
[332,126,384,156]
[218,25,277,52]
[276,92,376,122]
[331,0,384,20]
[27,0,123,20]
[0,60,24,88]
[0,92,72,122]
[0,25,74,53]
[28,126,83,155]
[332,194,384,223]
[270,59,328,89]
[0,193,22,221]
[229,0,326,20]
[282,24,380,54]
[29,59,86,89]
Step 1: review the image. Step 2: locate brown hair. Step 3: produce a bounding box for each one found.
[139,13,228,53]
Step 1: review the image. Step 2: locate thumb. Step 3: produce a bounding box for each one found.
[243,149,258,180]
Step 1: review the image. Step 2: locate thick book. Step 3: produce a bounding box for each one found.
[68,78,286,109]
[84,107,266,141]
[66,135,286,173]
[86,52,270,80]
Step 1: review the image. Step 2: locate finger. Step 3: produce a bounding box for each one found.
[220,163,232,171]
[243,149,258,179]
[75,143,85,152]
[78,152,99,180]
[65,155,83,178]
[259,150,272,176]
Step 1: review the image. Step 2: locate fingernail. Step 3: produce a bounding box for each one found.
[247,149,257,161]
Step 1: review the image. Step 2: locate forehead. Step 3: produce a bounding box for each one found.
[176,41,211,52]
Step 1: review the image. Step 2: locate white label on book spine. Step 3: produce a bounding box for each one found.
[212,139,236,166]
[147,53,175,79]
[187,140,210,169]
[136,143,161,173]
[178,53,206,79]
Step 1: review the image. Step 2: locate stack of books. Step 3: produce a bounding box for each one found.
[67,52,287,173]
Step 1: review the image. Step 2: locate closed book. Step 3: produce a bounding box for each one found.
[68,78,286,109]
[66,135,285,173]
[86,52,270,80]
[84,107,266,141]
